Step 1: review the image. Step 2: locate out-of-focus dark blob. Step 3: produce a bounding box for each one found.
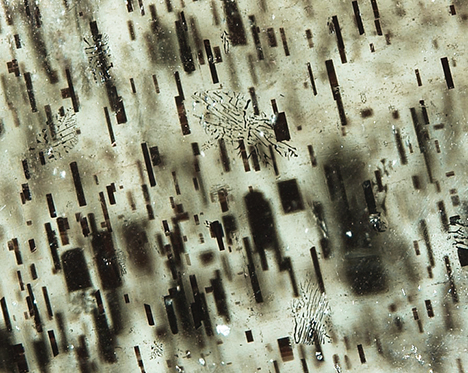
[89,214,122,291]
[323,150,388,295]
[61,248,92,292]
[122,222,154,273]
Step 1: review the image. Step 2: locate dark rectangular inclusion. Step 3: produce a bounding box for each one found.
[437,201,449,231]
[444,256,458,303]
[278,179,304,213]
[30,264,37,280]
[362,180,377,214]
[45,223,61,271]
[104,107,116,144]
[268,145,279,176]
[152,74,160,93]
[12,239,23,265]
[274,112,291,142]
[307,62,317,96]
[141,143,156,187]
[249,15,264,60]
[410,107,433,182]
[22,183,31,201]
[279,28,290,56]
[219,139,230,172]
[150,146,161,166]
[277,336,294,361]
[76,335,90,372]
[415,69,422,86]
[222,0,247,45]
[238,140,250,171]
[326,59,339,90]
[213,46,222,63]
[27,283,42,333]
[174,71,184,100]
[93,308,116,363]
[204,39,219,84]
[22,159,30,179]
[210,270,230,321]
[175,20,195,72]
[169,280,192,333]
[164,296,178,333]
[128,20,136,40]
[134,346,145,371]
[45,105,56,139]
[144,304,155,326]
[308,145,317,166]
[175,96,191,135]
[420,100,430,124]
[48,330,59,356]
[17,271,24,291]
[374,19,382,36]
[0,297,12,332]
[394,128,407,165]
[332,16,347,63]
[14,34,21,48]
[243,237,263,303]
[130,78,136,93]
[325,59,347,125]
[310,247,325,293]
[42,286,53,318]
[70,162,87,206]
[357,344,366,363]
[106,184,116,205]
[441,57,454,89]
[249,146,260,171]
[64,69,79,112]
[80,217,90,237]
[248,87,260,115]
[92,231,122,290]
[305,29,314,48]
[222,215,237,244]
[46,193,57,218]
[61,248,92,292]
[267,27,277,47]
[371,0,380,19]
[425,299,434,318]
[352,1,365,35]
[165,0,173,12]
[210,221,225,251]
[24,72,38,112]
[420,220,435,267]
[99,192,112,232]
[12,343,29,373]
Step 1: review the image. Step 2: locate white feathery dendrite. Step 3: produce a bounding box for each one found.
[291,281,330,345]
[191,90,297,162]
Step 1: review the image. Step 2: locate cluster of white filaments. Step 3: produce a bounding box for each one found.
[291,281,330,346]
[192,90,297,164]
